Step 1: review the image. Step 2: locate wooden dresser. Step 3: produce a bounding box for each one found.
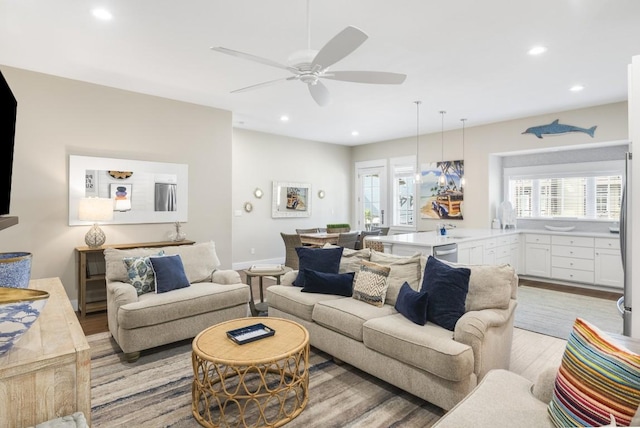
[0,277,91,426]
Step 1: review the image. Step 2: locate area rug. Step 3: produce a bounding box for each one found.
[514,285,622,339]
[89,333,444,427]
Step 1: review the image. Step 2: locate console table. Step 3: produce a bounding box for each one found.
[75,240,194,315]
[0,277,91,426]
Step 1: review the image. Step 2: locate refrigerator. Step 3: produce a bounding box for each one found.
[620,150,633,336]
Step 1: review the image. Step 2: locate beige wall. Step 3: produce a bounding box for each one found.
[0,66,233,305]
[231,129,352,268]
[352,102,629,230]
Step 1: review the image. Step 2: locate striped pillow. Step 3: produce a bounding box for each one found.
[548,318,640,427]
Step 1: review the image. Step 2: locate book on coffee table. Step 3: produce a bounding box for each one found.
[226,323,276,345]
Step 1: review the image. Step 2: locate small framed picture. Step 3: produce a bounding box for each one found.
[110,183,132,211]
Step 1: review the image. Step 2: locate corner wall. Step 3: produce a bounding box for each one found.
[0,65,233,304]
[231,129,352,268]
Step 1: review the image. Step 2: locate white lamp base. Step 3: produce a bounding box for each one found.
[85,224,106,248]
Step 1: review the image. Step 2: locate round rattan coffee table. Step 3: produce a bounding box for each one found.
[191,317,309,428]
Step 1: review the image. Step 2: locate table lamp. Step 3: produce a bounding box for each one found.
[78,197,114,247]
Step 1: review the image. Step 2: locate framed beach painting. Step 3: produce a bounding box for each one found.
[272,181,311,218]
[419,160,464,220]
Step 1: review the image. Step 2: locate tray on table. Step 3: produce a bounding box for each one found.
[226,323,276,345]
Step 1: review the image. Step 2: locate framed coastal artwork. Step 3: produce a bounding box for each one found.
[418,160,464,220]
[272,181,311,218]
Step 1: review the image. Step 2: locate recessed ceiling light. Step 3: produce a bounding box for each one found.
[92,8,113,21]
[351,131,359,136]
[570,85,585,92]
[528,46,547,56]
[280,115,289,122]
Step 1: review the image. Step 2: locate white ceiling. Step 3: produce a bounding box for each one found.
[1,0,639,145]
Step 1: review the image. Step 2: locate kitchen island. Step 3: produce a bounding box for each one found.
[367,228,623,291]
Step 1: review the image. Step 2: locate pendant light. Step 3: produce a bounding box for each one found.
[439,110,446,187]
[460,118,466,189]
[414,101,422,183]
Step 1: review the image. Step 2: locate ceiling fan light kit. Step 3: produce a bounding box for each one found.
[210,3,406,107]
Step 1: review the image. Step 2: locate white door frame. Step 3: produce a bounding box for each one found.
[354,160,388,231]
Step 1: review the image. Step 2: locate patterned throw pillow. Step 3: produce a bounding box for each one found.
[352,260,390,307]
[123,251,164,295]
[548,318,640,427]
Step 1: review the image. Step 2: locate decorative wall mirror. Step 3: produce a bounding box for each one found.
[69,155,188,225]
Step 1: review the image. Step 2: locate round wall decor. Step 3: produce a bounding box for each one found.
[244,202,253,213]
[318,190,325,199]
[254,188,264,198]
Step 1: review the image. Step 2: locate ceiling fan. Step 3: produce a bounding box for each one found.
[210,4,406,106]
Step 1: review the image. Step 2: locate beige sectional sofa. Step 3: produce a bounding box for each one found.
[267,248,518,411]
[104,241,250,362]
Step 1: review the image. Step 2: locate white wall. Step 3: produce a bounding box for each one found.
[0,66,233,303]
[353,102,629,231]
[231,129,352,268]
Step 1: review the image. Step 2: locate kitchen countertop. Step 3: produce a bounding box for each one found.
[367,228,620,249]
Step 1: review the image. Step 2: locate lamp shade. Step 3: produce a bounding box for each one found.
[78,198,114,222]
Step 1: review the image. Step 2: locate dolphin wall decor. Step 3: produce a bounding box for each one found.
[522,119,597,139]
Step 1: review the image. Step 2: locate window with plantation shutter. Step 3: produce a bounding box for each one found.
[505,161,623,221]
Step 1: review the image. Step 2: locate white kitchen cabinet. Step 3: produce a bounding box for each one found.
[594,238,623,288]
[551,235,594,284]
[457,241,484,265]
[524,234,551,277]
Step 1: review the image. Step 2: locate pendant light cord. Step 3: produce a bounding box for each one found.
[414,101,422,181]
[440,111,446,162]
[461,118,466,158]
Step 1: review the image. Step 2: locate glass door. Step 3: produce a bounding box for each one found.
[356,163,387,231]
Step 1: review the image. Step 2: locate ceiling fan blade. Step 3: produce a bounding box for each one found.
[231,77,293,94]
[311,26,368,70]
[323,70,407,84]
[308,81,331,106]
[210,46,299,73]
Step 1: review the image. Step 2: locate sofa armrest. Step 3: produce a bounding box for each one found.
[106,280,138,307]
[211,269,242,284]
[454,299,517,380]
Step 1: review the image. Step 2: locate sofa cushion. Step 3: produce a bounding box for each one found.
[293,246,344,287]
[149,254,191,293]
[312,297,396,342]
[123,251,164,295]
[352,260,391,307]
[301,269,354,297]
[421,256,470,331]
[464,263,515,312]
[548,318,640,427]
[395,282,429,326]
[339,247,371,273]
[163,241,221,283]
[105,247,170,282]
[363,313,474,382]
[267,285,345,322]
[118,282,249,329]
[370,251,423,306]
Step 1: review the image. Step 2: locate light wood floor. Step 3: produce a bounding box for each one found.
[76,273,570,380]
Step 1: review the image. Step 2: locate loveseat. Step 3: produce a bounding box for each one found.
[104,241,250,362]
[434,318,640,427]
[267,247,518,411]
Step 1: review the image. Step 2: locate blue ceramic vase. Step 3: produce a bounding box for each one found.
[0,252,32,288]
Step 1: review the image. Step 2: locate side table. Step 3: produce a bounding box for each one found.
[243,267,288,316]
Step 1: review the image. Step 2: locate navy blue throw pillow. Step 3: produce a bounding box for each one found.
[149,254,191,293]
[301,269,354,297]
[395,282,429,326]
[420,256,470,331]
[292,246,344,287]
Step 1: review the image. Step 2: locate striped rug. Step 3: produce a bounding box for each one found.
[89,333,444,427]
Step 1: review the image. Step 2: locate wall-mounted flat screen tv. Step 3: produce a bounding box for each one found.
[0,70,17,216]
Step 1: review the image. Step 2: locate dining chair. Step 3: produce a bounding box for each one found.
[356,230,381,250]
[336,231,359,249]
[295,228,319,234]
[364,238,385,253]
[371,226,390,236]
[280,232,302,270]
